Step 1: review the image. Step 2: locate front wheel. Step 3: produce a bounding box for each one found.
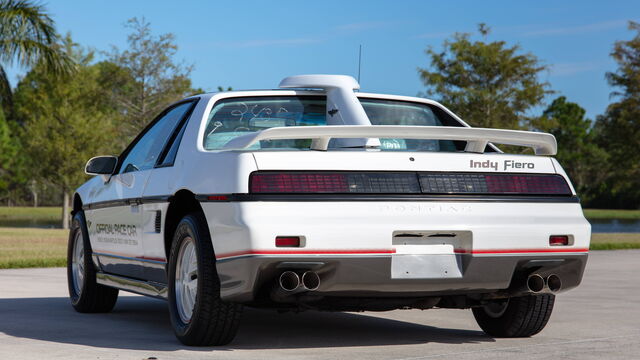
[472,294,555,337]
[167,213,242,346]
[67,211,119,313]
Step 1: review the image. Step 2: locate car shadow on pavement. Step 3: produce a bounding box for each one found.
[0,296,494,351]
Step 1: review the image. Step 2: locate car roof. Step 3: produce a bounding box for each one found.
[187,89,443,108]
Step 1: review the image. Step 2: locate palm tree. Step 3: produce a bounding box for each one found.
[0,0,74,110]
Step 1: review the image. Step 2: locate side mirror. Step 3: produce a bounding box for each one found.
[85,156,118,175]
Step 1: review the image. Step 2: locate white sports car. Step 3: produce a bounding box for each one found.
[68,75,591,346]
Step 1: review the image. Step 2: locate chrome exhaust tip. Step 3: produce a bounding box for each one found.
[301,271,320,291]
[527,274,545,293]
[546,274,562,293]
[279,271,301,292]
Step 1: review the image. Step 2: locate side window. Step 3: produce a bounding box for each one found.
[158,116,188,167]
[120,102,193,173]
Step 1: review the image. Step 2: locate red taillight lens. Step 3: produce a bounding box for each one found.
[251,173,349,193]
[549,235,569,246]
[250,172,421,193]
[250,171,572,196]
[484,174,571,195]
[276,236,301,247]
[419,173,571,195]
[207,195,229,201]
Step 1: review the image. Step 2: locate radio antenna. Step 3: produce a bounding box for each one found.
[357,44,362,85]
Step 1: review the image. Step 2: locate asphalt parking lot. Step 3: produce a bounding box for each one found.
[0,250,638,360]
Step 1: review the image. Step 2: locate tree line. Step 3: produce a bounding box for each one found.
[0,1,200,227]
[0,1,639,229]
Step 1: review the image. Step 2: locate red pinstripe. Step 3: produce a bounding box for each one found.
[216,249,396,260]
[216,247,588,260]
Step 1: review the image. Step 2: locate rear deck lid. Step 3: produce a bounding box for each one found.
[248,151,573,196]
[251,151,557,173]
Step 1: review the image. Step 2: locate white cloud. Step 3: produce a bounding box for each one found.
[550,61,601,77]
[215,37,321,48]
[415,31,453,39]
[523,20,628,37]
[334,21,391,32]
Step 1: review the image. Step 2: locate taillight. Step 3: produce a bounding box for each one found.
[276,236,301,247]
[250,172,421,193]
[207,195,229,201]
[419,173,571,195]
[251,173,349,193]
[484,174,571,195]
[549,235,570,246]
[250,171,572,196]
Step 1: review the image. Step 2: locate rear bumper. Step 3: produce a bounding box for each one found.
[202,201,591,302]
[216,252,588,302]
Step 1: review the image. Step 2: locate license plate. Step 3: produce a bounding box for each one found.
[391,253,463,279]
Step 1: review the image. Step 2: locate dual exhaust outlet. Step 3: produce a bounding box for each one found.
[277,271,560,300]
[278,270,321,293]
[526,274,562,294]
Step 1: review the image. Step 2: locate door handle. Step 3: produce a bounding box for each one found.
[128,198,142,213]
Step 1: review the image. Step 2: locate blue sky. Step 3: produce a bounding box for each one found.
[6,0,640,119]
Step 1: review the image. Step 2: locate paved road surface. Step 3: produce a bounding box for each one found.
[0,250,638,359]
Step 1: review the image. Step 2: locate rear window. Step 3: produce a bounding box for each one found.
[202,96,461,151]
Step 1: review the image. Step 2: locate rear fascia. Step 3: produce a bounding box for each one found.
[202,200,589,302]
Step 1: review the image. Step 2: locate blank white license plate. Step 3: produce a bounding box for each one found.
[391,254,463,279]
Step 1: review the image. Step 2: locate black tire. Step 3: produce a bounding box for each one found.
[472,294,555,337]
[67,211,119,313]
[167,212,243,346]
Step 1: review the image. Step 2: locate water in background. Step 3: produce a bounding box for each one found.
[1,217,639,233]
[0,219,60,229]
[588,219,640,233]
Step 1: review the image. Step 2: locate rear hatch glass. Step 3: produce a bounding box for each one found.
[203,96,464,152]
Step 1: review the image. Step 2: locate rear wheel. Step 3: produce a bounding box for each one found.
[67,211,119,313]
[168,213,242,346]
[472,294,555,337]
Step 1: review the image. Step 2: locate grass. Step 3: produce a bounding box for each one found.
[583,209,640,220]
[0,227,638,270]
[0,227,68,269]
[590,233,640,250]
[0,206,61,221]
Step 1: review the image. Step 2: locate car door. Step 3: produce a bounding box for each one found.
[85,101,195,279]
[139,100,198,283]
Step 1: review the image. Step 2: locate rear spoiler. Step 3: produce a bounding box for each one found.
[221,125,557,155]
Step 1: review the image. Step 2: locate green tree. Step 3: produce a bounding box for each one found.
[540,96,608,204]
[594,21,640,208]
[107,17,197,143]
[0,106,22,202]
[418,24,551,130]
[14,36,117,228]
[0,0,74,112]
